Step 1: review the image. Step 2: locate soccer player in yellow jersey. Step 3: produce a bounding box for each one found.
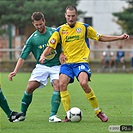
[39,5,129,122]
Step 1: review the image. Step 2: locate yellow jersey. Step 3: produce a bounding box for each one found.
[48,22,101,63]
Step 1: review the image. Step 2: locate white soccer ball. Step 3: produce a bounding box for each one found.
[67,107,83,122]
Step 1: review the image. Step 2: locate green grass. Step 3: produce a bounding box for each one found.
[0,73,132,133]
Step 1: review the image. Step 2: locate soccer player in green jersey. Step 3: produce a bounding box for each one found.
[39,5,129,122]
[0,84,24,122]
[8,12,62,122]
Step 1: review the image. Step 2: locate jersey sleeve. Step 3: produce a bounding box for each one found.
[47,30,61,49]
[87,26,102,41]
[20,39,32,60]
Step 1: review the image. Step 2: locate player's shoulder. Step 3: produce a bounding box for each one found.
[46,26,56,32]
[29,30,39,38]
[55,24,66,32]
[76,22,89,28]
[26,30,37,43]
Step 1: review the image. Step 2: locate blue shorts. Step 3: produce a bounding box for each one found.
[60,63,92,83]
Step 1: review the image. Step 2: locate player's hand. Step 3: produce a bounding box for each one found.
[8,71,17,81]
[59,52,67,64]
[39,55,46,64]
[121,33,129,40]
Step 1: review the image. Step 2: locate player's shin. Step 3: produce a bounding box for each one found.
[85,89,101,115]
[50,90,61,117]
[60,90,70,112]
[0,89,12,117]
[21,91,32,116]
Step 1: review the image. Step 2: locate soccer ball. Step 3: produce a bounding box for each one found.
[67,107,83,122]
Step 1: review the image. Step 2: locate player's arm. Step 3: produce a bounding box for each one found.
[39,31,61,63]
[8,58,25,81]
[87,26,129,41]
[8,39,32,81]
[39,46,54,64]
[59,52,67,64]
[99,33,129,42]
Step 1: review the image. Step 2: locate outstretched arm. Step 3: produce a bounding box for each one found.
[99,33,129,42]
[8,58,25,81]
[39,46,54,64]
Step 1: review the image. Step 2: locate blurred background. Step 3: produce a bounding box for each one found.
[0,0,133,72]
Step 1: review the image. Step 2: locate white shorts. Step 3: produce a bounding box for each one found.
[29,64,60,88]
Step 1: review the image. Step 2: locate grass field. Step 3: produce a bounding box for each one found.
[0,72,132,133]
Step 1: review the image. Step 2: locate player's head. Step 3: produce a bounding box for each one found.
[31,12,46,33]
[65,5,78,27]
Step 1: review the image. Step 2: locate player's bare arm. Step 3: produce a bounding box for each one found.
[99,33,129,42]
[59,52,67,64]
[8,58,25,81]
[39,46,54,64]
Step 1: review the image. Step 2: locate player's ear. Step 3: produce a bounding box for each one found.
[32,22,34,26]
[64,13,67,18]
[43,19,46,24]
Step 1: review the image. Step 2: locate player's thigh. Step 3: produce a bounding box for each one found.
[73,63,91,80]
[78,72,88,84]
[26,81,40,93]
[60,64,74,83]
[59,74,70,88]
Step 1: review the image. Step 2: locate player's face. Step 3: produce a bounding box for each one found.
[32,18,46,33]
[65,9,78,27]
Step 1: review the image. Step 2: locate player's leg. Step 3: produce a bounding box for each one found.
[59,74,71,122]
[76,63,108,122]
[0,86,24,122]
[14,81,40,122]
[78,72,108,122]
[78,71,100,111]
[49,65,61,122]
[21,81,40,114]
[49,79,61,122]
[16,64,47,122]
[59,64,73,122]
[0,88,12,118]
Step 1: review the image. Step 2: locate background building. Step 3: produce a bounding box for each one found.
[77,0,128,35]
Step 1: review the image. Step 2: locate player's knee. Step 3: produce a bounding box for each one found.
[79,80,88,88]
[52,80,59,90]
[26,88,33,94]
[79,81,92,93]
[59,82,67,91]
[26,86,35,94]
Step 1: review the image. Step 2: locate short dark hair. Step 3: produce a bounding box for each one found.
[31,12,44,21]
[65,5,77,13]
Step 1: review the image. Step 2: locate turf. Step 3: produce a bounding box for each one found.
[0,72,132,133]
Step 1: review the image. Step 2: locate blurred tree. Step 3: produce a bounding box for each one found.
[113,0,133,35]
[0,0,84,28]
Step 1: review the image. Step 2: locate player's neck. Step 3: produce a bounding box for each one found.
[42,27,46,34]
